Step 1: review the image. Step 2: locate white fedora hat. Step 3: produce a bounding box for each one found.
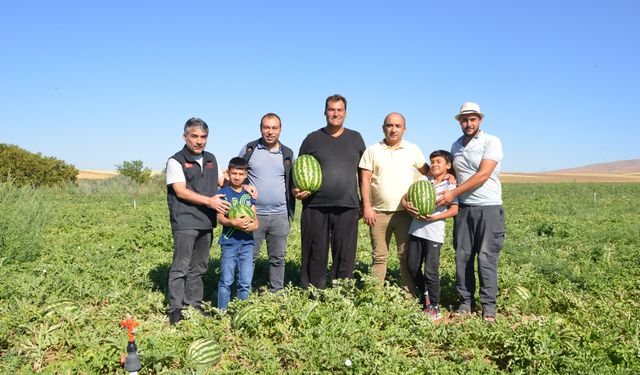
[455,102,485,121]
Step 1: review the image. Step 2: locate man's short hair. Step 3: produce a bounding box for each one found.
[184,117,209,135]
[325,94,347,112]
[260,113,281,127]
[430,150,453,164]
[228,157,248,171]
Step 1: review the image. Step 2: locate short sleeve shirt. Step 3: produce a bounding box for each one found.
[217,186,255,245]
[166,154,222,185]
[359,140,426,211]
[450,131,503,205]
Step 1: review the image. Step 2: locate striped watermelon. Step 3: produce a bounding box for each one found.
[228,203,255,221]
[43,299,80,317]
[511,285,531,302]
[186,338,222,367]
[406,180,437,216]
[232,303,261,331]
[293,155,322,193]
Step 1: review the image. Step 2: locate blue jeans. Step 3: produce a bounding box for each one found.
[218,243,254,309]
[252,212,290,292]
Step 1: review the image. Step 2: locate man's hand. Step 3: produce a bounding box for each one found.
[436,190,455,207]
[208,194,231,214]
[244,184,258,200]
[443,172,457,185]
[292,187,311,200]
[362,206,376,227]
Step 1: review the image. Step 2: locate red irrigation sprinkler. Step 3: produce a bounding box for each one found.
[120,318,141,374]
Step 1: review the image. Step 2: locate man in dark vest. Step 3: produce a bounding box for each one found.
[240,113,295,292]
[165,117,230,325]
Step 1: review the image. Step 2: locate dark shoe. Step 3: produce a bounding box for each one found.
[168,309,183,325]
[194,305,211,317]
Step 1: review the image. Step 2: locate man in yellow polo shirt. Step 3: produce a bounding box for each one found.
[359,112,429,294]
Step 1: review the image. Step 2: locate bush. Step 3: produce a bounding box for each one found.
[116,160,152,184]
[0,144,78,187]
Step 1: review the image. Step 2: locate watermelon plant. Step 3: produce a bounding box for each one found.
[1,181,639,373]
[293,154,322,193]
[406,179,437,216]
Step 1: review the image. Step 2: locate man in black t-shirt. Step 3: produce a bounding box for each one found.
[294,94,366,289]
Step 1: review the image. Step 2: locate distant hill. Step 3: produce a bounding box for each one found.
[547,159,640,174]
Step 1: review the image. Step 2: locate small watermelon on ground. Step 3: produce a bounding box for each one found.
[293,155,322,193]
[232,303,261,331]
[186,338,222,367]
[406,180,437,216]
[511,285,532,302]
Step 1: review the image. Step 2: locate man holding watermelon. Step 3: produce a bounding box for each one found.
[294,94,366,289]
[436,102,505,323]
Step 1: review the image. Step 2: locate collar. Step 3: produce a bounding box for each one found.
[379,139,407,150]
[257,140,282,154]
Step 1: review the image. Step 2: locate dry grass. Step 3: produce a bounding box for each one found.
[501,172,640,183]
[77,170,118,180]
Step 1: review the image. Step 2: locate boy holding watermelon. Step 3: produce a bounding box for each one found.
[216,157,259,309]
[403,150,459,320]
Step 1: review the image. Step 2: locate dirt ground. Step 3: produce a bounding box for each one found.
[501,172,640,183]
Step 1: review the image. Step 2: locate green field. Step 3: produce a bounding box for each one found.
[1,180,639,373]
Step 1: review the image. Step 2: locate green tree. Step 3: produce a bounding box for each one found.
[116,160,152,184]
[0,143,78,187]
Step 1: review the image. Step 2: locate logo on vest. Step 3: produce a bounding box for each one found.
[184,162,193,169]
[206,161,215,169]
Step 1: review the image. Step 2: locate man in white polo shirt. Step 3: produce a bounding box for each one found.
[437,102,505,323]
[359,112,428,294]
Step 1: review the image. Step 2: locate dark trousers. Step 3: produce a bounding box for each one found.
[453,205,505,316]
[300,206,359,289]
[168,229,212,312]
[406,235,443,306]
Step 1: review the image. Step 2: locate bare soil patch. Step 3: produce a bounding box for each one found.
[501,172,640,183]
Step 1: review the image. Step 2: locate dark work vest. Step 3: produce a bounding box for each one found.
[242,138,295,220]
[167,146,219,231]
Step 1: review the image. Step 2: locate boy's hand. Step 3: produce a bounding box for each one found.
[403,200,421,218]
[230,216,252,230]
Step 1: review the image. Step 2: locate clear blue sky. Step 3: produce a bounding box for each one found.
[1,1,638,172]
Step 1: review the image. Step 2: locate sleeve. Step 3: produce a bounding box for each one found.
[483,136,503,162]
[237,145,246,158]
[298,136,310,156]
[412,144,427,169]
[358,146,373,170]
[447,181,459,205]
[166,158,186,185]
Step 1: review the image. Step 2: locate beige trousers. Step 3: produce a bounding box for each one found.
[370,210,415,294]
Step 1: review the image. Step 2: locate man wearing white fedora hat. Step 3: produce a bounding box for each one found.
[437,102,505,323]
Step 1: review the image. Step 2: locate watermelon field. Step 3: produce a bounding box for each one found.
[1,179,639,373]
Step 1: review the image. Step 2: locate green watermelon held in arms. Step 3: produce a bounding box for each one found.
[406,179,437,216]
[293,154,322,193]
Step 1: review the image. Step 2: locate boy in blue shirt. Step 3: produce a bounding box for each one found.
[403,150,459,320]
[217,157,259,309]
